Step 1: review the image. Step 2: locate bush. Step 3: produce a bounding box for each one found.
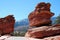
[11,31,26,36]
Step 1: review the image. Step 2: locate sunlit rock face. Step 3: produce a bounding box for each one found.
[28,2,54,27]
[0,15,15,35]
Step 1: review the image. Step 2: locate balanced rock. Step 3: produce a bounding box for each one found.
[28,2,54,27]
[25,26,60,39]
[0,15,15,35]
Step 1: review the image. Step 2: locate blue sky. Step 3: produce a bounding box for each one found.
[0,0,60,21]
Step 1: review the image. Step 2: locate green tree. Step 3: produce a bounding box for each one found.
[55,14,60,24]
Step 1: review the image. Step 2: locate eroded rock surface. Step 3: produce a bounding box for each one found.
[28,2,54,27]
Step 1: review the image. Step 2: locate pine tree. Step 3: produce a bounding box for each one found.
[55,14,60,24]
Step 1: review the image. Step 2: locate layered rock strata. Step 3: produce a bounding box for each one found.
[25,26,60,38]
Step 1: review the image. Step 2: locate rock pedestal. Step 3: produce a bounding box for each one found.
[25,26,60,38]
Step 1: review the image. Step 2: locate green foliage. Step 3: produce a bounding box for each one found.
[54,15,60,24]
[11,31,26,36]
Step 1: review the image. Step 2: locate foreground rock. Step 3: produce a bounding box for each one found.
[25,26,60,38]
[28,2,54,27]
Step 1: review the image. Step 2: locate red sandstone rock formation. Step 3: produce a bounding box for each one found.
[0,15,15,35]
[28,2,54,27]
[26,2,60,40]
[25,26,60,39]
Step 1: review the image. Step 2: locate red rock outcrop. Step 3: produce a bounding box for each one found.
[25,26,60,39]
[28,2,54,27]
[0,15,15,35]
[25,2,60,40]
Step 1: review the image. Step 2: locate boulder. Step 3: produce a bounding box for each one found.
[28,2,54,27]
[28,11,54,27]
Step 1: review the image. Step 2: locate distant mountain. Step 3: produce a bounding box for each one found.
[14,19,29,31]
[14,17,56,31]
[14,25,29,32]
[14,19,29,28]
